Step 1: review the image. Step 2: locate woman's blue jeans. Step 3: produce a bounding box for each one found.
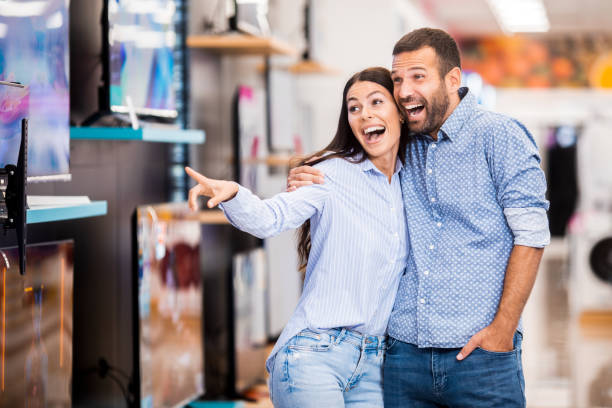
[269,328,387,407]
[383,332,525,407]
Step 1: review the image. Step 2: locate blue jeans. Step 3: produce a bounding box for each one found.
[383,332,525,407]
[269,328,386,407]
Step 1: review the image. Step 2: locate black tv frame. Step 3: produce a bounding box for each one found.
[85,0,182,125]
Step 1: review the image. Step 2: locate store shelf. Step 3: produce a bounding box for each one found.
[187,34,297,56]
[27,201,107,224]
[288,59,340,75]
[241,154,295,167]
[70,127,205,144]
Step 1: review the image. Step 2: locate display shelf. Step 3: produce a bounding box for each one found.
[288,59,340,75]
[187,34,297,56]
[241,154,294,167]
[70,127,205,144]
[27,201,107,224]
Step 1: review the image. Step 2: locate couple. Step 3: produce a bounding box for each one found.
[186,28,550,408]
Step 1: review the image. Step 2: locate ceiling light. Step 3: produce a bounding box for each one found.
[487,0,550,33]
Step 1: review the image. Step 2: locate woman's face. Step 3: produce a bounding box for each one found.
[346,81,402,162]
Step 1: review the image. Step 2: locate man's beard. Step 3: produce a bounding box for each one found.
[406,83,450,136]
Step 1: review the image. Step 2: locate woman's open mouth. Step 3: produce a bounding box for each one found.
[363,126,386,143]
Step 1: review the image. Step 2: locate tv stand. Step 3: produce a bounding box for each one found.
[81,111,134,128]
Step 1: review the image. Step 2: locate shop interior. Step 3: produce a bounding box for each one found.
[0,0,611,407]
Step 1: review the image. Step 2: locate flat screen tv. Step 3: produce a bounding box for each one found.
[107,0,178,119]
[232,248,267,393]
[0,0,70,181]
[133,203,204,408]
[0,240,74,407]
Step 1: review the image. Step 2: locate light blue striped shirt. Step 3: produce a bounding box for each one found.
[219,156,409,372]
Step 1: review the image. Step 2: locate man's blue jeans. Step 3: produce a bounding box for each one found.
[269,328,387,407]
[383,332,525,407]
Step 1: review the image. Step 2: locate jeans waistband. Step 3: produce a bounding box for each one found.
[323,327,387,351]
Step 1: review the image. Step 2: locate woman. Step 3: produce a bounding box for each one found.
[185,67,409,407]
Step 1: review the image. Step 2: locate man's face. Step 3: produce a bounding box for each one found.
[391,46,450,136]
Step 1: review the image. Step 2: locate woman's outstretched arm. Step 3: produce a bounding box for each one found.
[185,166,330,239]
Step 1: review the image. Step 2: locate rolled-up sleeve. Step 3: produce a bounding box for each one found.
[488,118,551,247]
[219,182,330,239]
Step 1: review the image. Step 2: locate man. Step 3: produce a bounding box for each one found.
[288,28,549,407]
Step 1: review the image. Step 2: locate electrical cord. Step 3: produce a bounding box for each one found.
[84,358,135,408]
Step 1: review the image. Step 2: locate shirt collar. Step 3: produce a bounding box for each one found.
[439,87,475,142]
[356,154,404,176]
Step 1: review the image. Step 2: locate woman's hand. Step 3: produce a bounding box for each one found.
[185,167,239,210]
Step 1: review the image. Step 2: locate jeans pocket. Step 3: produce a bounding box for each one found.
[288,331,335,352]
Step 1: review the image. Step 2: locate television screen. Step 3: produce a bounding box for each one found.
[0,0,70,180]
[232,247,267,392]
[0,240,73,407]
[108,0,177,118]
[234,0,270,36]
[134,204,204,407]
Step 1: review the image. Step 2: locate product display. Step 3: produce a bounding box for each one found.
[134,204,204,408]
[108,0,178,118]
[0,0,70,179]
[0,241,74,407]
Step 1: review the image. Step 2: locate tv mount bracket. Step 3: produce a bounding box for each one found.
[0,80,28,275]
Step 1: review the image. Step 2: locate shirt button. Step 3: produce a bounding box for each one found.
[431,143,437,148]
[429,244,435,250]
[420,298,426,304]
[424,270,430,276]
[427,169,433,174]
[430,197,436,203]
[437,222,442,227]
[394,232,399,238]
[391,207,395,212]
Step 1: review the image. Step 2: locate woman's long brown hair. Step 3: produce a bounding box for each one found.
[295,67,409,274]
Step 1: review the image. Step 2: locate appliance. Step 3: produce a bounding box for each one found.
[106,0,178,119]
[232,247,267,392]
[198,216,267,398]
[0,240,74,407]
[0,0,70,181]
[568,212,612,315]
[232,85,267,195]
[546,125,579,236]
[570,323,612,408]
[578,120,612,213]
[133,204,204,408]
[229,0,270,36]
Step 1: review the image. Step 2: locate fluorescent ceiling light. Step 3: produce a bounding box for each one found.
[0,1,48,17]
[487,0,550,33]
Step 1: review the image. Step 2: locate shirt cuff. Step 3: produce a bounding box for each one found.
[504,207,551,248]
[218,185,249,214]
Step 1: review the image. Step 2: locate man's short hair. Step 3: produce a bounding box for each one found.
[393,28,461,78]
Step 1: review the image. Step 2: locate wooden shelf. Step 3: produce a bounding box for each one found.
[187,34,298,56]
[70,127,205,144]
[288,59,340,75]
[241,155,294,167]
[27,201,107,224]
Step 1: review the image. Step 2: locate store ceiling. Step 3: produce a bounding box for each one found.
[417,0,612,36]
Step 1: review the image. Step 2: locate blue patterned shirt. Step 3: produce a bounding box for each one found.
[219,156,409,372]
[388,87,550,348]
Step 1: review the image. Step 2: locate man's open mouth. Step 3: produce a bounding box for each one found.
[404,103,425,117]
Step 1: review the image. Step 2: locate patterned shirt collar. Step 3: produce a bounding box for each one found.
[439,87,474,142]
